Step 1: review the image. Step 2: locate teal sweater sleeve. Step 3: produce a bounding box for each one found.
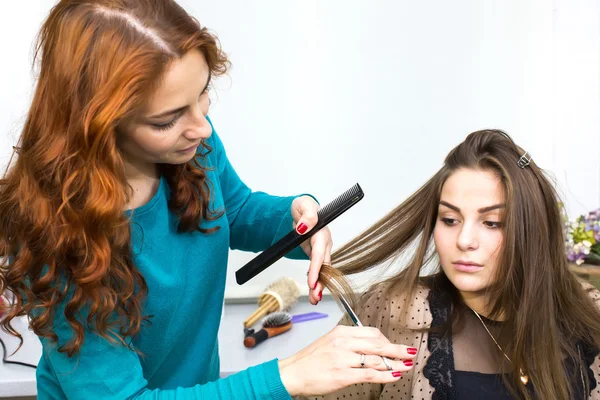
[206,118,308,259]
[38,322,290,400]
[36,119,310,400]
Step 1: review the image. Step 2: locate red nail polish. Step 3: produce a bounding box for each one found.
[407,347,417,355]
[403,360,413,367]
[297,223,308,234]
[313,281,318,290]
[392,371,402,378]
[318,290,322,300]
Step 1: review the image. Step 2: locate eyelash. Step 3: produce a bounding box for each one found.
[152,115,180,131]
[151,87,212,132]
[484,221,503,229]
[441,218,458,226]
[440,218,503,229]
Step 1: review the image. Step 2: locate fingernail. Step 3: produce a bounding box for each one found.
[313,281,318,290]
[318,290,322,301]
[296,223,308,234]
[403,360,413,367]
[407,347,417,355]
[392,371,402,378]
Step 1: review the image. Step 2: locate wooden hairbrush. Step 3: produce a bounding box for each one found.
[243,312,292,348]
[243,277,300,328]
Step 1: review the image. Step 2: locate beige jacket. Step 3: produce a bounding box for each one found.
[304,283,600,400]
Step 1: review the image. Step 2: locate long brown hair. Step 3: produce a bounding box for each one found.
[0,0,229,356]
[322,129,600,399]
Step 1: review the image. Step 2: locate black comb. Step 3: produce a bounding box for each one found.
[235,183,364,285]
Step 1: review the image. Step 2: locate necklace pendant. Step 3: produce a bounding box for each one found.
[519,369,529,385]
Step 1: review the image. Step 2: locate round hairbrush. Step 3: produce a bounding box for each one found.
[244,312,292,348]
[243,277,300,328]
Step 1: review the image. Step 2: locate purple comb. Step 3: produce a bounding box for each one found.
[291,312,328,323]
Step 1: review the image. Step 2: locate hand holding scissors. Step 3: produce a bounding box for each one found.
[338,293,395,370]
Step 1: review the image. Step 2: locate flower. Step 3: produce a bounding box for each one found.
[565,207,600,266]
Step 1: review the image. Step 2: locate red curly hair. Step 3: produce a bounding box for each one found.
[0,0,229,356]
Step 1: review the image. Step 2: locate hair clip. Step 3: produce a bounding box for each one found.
[517,151,531,168]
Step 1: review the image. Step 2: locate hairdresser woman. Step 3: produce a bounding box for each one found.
[0,1,416,399]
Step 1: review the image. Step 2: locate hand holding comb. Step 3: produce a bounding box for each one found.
[236,183,364,285]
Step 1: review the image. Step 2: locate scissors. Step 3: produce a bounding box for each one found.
[338,293,394,371]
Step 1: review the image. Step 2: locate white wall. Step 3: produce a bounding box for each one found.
[1,1,599,299]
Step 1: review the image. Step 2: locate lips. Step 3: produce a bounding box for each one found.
[178,143,200,153]
[452,260,483,272]
[453,260,482,267]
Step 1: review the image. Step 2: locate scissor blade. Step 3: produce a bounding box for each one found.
[338,294,394,371]
[339,295,363,327]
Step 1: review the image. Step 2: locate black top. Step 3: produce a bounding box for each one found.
[454,371,513,400]
[423,288,596,399]
[455,367,586,400]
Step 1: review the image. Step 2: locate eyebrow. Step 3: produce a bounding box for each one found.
[146,74,212,120]
[439,200,505,214]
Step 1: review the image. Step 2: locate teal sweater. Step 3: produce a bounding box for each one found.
[35,120,307,399]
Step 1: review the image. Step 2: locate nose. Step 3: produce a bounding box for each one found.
[183,107,212,141]
[456,222,479,251]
